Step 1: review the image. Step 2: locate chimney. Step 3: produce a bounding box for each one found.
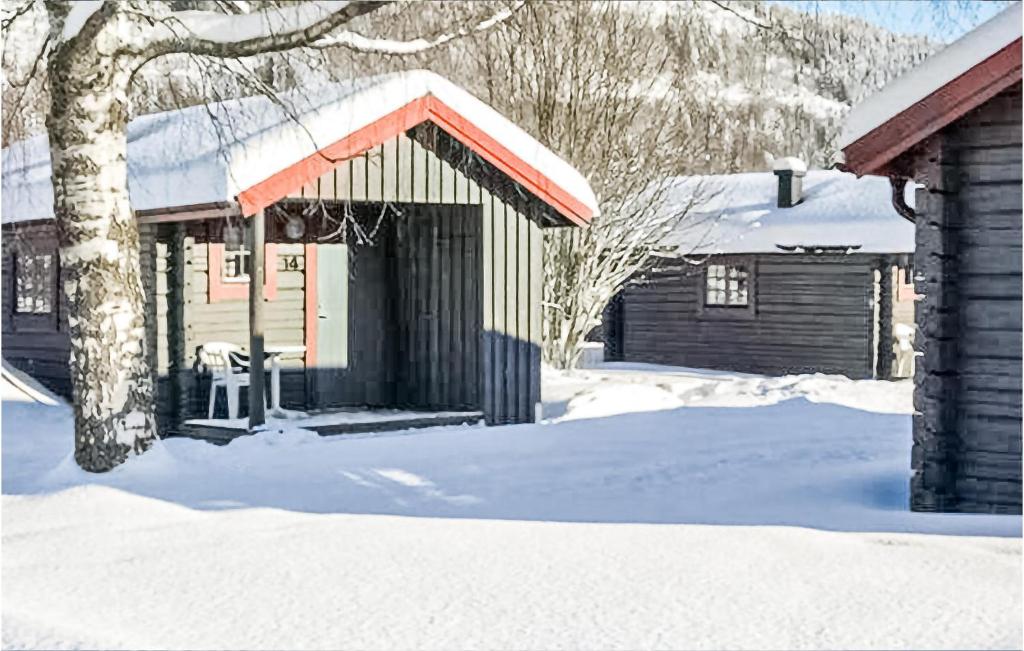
[773,157,807,208]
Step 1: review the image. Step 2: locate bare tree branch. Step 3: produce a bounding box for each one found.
[138,1,387,58]
[708,0,819,56]
[1,0,35,33]
[707,0,774,31]
[313,1,523,55]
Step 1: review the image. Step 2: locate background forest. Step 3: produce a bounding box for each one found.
[3,1,940,164]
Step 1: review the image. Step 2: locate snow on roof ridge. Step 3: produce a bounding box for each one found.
[771,157,806,174]
[652,169,915,255]
[2,69,598,224]
[839,2,1022,149]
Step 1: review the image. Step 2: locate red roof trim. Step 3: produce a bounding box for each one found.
[237,97,431,217]
[236,95,593,226]
[842,38,1022,176]
[423,98,592,226]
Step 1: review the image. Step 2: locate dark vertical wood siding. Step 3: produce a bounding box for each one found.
[393,205,482,411]
[290,127,545,425]
[616,254,882,378]
[912,83,1022,514]
[310,203,483,412]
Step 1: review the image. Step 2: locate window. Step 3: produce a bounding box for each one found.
[208,221,278,303]
[896,264,917,302]
[15,253,54,314]
[705,264,749,307]
[222,223,251,282]
[222,246,251,281]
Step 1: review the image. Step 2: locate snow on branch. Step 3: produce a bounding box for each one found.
[313,1,523,55]
[1,0,35,33]
[143,1,384,58]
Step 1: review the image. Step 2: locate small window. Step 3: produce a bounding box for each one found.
[706,264,749,307]
[896,264,917,302]
[15,253,54,314]
[222,224,251,282]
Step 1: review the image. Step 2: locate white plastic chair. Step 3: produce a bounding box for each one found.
[197,342,261,419]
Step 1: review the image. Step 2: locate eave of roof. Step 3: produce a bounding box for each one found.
[839,3,1022,176]
[2,71,598,228]
[237,94,594,227]
[842,38,1022,176]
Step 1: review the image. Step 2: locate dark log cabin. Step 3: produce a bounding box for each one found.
[840,4,1021,514]
[1,71,597,436]
[605,161,916,380]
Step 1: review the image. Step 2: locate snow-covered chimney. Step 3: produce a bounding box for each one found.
[773,157,807,208]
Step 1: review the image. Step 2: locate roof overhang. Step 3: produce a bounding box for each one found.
[2,71,597,229]
[841,37,1022,177]
[135,202,241,224]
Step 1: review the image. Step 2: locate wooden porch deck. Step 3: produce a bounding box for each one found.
[170,408,484,445]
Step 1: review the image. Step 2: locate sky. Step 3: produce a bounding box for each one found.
[770,0,1014,42]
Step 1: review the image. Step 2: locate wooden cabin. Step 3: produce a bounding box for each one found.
[1,70,597,435]
[604,162,915,380]
[839,4,1021,514]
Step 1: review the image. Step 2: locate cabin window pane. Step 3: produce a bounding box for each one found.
[15,253,54,314]
[222,225,251,282]
[706,264,748,307]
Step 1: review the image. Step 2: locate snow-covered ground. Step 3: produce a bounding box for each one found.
[2,364,1020,649]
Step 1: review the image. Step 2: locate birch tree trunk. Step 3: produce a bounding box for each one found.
[46,37,157,472]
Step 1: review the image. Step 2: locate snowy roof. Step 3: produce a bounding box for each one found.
[656,170,915,255]
[838,3,1022,150]
[2,70,598,225]
[772,156,807,174]
[1,359,62,405]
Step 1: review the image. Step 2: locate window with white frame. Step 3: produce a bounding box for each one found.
[14,252,54,313]
[222,222,251,282]
[705,263,749,307]
[15,253,54,314]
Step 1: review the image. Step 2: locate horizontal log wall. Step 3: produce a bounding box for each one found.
[912,83,1022,514]
[1,222,174,429]
[177,221,308,419]
[1,221,71,397]
[618,254,881,378]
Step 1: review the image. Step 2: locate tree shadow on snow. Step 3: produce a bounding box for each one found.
[2,396,1020,538]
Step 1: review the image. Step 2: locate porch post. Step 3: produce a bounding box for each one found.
[248,208,266,430]
[875,259,894,380]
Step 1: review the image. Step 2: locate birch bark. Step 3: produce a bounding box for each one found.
[45,7,155,471]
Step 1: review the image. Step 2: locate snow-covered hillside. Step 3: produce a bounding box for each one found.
[3,365,1020,649]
